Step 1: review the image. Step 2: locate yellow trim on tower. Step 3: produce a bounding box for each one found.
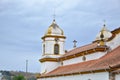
[39,58,59,63]
[42,35,66,39]
[47,26,52,34]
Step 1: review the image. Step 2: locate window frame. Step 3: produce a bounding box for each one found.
[54,44,59,55]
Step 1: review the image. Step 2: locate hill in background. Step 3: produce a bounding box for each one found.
[0,70,37,80]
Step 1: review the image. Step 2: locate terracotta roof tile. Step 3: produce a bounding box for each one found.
[111,27,120,34]
[40,46,120,77]
[62,42,98,57]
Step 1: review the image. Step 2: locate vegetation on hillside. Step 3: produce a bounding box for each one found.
[12,75,26,80]
[0,70,36,80]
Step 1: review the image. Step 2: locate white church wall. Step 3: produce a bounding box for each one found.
[58,38,65,55]
[86,52,106,60]
[41,62,61,74]
[107,33,120,50]
[38,72,109,80]
[115,74,120,80]
[63,55,83,65]
[63,52,106,66]
[44,40,54,54]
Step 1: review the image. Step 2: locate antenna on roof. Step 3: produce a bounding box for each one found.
[26,60,28,73]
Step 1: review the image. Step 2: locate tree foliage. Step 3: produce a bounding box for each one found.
[12,75,26,80]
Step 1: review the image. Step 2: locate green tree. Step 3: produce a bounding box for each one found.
[12,75,26,80]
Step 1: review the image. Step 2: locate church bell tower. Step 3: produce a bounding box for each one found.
[39,19,66,74]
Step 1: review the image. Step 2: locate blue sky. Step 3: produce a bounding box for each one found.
[0,0,120,73]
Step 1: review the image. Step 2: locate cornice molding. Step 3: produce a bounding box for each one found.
[42,35,66,40]
[40,58,59,63]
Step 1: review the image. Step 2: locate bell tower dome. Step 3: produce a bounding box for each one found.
[41,19,66,58]
[44,19,64,36]
[39,19,66,74]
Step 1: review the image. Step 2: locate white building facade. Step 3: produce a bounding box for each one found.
[37,20,120,80]
[39,72,109,80]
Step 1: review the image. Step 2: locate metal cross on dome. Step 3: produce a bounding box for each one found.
[53,8,56,20]
[73,40,77,48]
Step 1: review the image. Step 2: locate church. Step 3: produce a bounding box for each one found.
[37,19,120,80]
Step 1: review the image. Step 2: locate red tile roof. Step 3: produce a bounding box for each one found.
[111,27,120,34]
[40,46,120,78]
[62,42,98,57]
